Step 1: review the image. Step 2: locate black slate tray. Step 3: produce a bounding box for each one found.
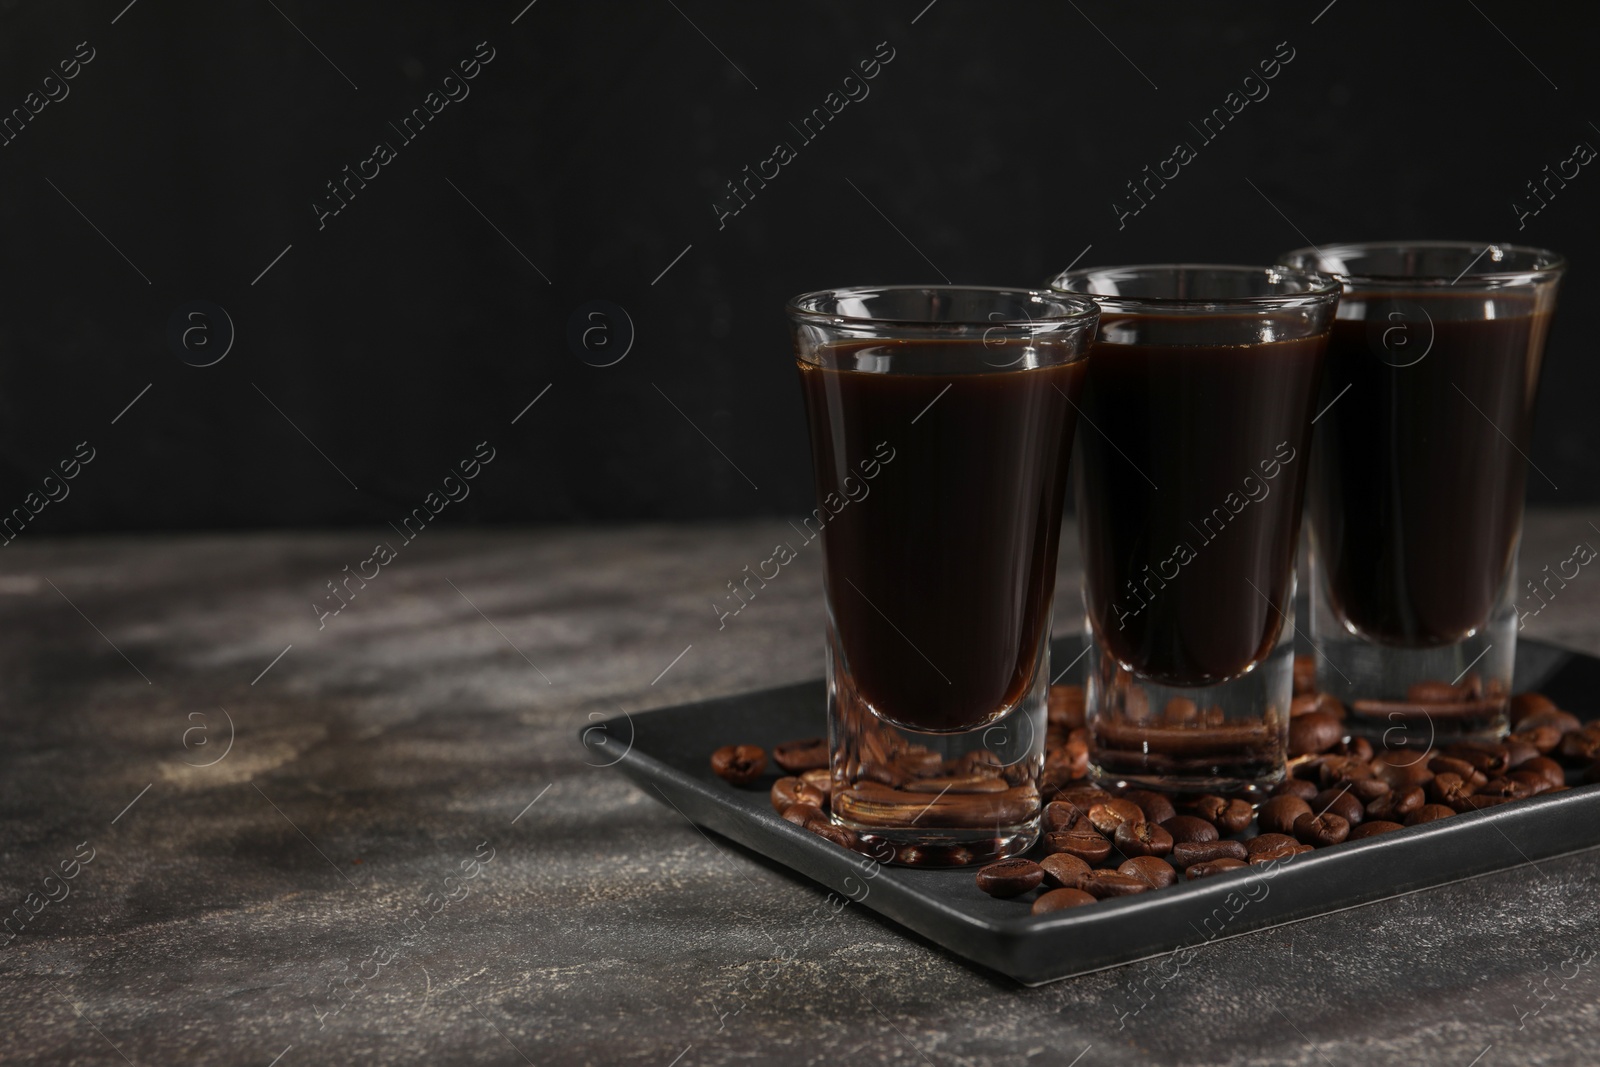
[587,636,1600,985]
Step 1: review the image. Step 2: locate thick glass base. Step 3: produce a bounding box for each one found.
[1086,613,1292,802]
[1309,558,1514,747]
[826,634,1046,868]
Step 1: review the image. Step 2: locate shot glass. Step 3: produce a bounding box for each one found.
[1278,242,1565,745]
[787,286,1099,865]
[1048,265,1340,799]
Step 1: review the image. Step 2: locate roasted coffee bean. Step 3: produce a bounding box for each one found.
[1186,794,1229,823]
[1114,820,1174,858]
[1455,794,1512,811]
[1124,789,1177,825]
[1039,853,1092,890]
[1043,739,1091,784]
[1215,798,1254,834]
[1032,887,1097,914]
[1119,856,1178,889]
[1518,757,1566,791]
[1083,870,1150,898]
[1508,725,1562,755]
[1048,684,1087,730]
[1271,778,1320,801]
[1187,857,1248,879]
[1365,785,1424,821]
[710,744,767,785]
[1559,729,1600,763]
[772,737,828,773]
[1371,749,1435,789]
[1313,787,1365,826]
[771,776,825,813]
[781,802,823,827]
[1428,773,1475,806]
[1502,740,1540,770]
[1444,742,1511,776]
[1405,804,1457,826]
[1088,798,1145,836]
[1172,839,1248,869]
[1293,811,1350,847]
[1330,736,1374,762]
[1508,769,1555,796]
[1510,692,1559,725]
[1476,777,1532,800]
[1259,795,1313,835]
[1316,756,1377,788]
[1289,712,1343,757]
[1293,654,1316,695]
[800,767,832,797]
[1244,833,1313,863]
[1161,815,1219,844]
[1043,828,1113,865]
[1519,707,1584,736]
[1347,820,1405,840]
[975,858,1045,897]
[1348,777,1391,801]
[1042,800,1089,833]
[807,821,855,849]
[1428,755,1487,787]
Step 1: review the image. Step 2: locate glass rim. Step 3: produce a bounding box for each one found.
[785,284,1101,331]
[1047,263,1341,311]
[1279,240,1566,287]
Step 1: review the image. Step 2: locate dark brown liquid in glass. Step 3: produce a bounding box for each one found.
[1310,292,1549,646]
[798,339,1086,733]
[1078,315,1326,686]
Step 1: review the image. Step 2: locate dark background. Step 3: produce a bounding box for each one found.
[0,0,1594,535]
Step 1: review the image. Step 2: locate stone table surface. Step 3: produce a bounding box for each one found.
[2,509,1599,1067]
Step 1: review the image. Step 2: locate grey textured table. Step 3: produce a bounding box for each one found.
[3,510,1599,1066]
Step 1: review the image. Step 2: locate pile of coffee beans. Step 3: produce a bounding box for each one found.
[708,655,1595,916]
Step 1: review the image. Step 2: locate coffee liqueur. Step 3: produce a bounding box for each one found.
[1310,292,1550,647]
[1078,314,1325,686]
[800,339,1086,733]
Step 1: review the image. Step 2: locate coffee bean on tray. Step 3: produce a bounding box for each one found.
[1215,798,1254,834]
[976,858,1045,898]
[1043,828,1113,865]
[1187,857,1248,879]
[1271,779,1319,801]
[1259,795,1312,835]
[1312,787,1364,826]
[1289,711,1343,757]
[710,744,767,785]
[1348,820,1405,840]
[1124,789,1177,825]
[806,820,855,849]
[772,737,828,773]
[1161,815,1219,844]
[1040,853,1091,890]
[1083,870,1149,898]
[1172,839,1248,869]
[771,776,825,813]
[1032,887,1096,914]
[1405,804,1457,826]
[1114,820,1174,858]
[1119,856,1178,889]
[1293,812,1350,847]
[1088,798,1145,836]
